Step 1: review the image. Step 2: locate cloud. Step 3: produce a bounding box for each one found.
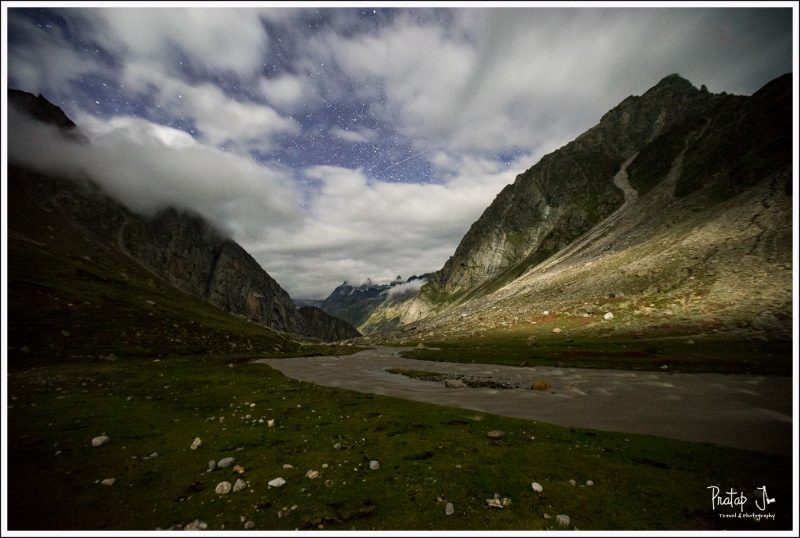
[118,62,300,152]
[82,8,270,76]
[306,9,793,155]
[329,126,378,144]
[8,105,301,242]
[259,73,314,111]
[247,155,533,297]
[386,278,428,297]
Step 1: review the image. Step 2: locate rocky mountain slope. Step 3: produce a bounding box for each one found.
[319,275,430,330]
[7,90,359,343]
[364,73,792,341]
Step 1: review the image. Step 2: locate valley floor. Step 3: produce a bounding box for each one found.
[259,347,792,454]
[7,349,793,531]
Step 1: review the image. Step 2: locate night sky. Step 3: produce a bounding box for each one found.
[4,6,794,297]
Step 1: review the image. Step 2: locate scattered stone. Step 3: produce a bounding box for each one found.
[543,513,551,519]
[586,480,594,486]
[333,443,342,450]
[603,312,614,321]
[321,463,329,469]
[207,460,217,472]
[485,497,511,509]
[101,478,115,486]
[190,437,203,450]
[148,452,158,458]
[233,465,245,474]
[215,481,232,494]
[267,419,275,428]
[218,457,235,469]
[486,430,505,439]
[282,464,294,470]
[233,478,247,492]
[416,343,426,350]
[542,310,549,316]
[660,364,669,370]
[531,482,543,493]
[445,502,454,516]
[486,498,503,509]
[568,479,576,487]
[445,379,466,388]
[91,435,110,447]
[369,460,380,471]
[306,470,320,479]
[556,514,571,528]
[552,328,562,334]
[184,520,207,530]
[268,477,286,488]
[244,521,255,530]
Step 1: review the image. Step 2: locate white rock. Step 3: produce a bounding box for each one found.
[445,502,454,516]
[445,379,466,388]
[244,521,255,530]
[268,477,286,488]
[190,437,202,450]
[233,478,247,492]
[215,481,232,494]
[282,463,294,470]
[603,312,614,321]
[267,419,275,428]
[552,328,562,334]
[333,443,342,450]
[184,520,207,530]
[369,460,380,471]
[556,514,571,528]
[569,479,576,486]
[531,482,543,493]
[101,478,115,486]
[306,470,320,479]
[218,457,235,468]
[207,460,217,471]
[586,480,594,486]
[91,435,110,447]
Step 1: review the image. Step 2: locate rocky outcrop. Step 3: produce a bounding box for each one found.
[7,90,358,342]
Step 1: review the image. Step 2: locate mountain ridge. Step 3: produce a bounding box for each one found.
[360,72,792,340]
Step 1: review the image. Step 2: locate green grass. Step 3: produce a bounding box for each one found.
[7,353,792,531]
[399,327,792,376]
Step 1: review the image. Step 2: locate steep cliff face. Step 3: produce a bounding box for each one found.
[7,90,358,342]
[426,74,723,299]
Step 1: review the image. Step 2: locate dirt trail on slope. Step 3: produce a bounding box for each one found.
[256,347,792,454]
